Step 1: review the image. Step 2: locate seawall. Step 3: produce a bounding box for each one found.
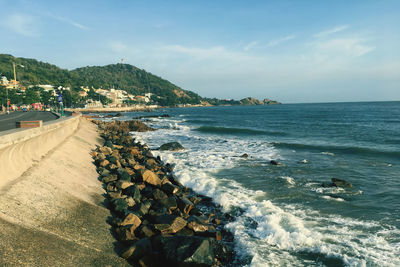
[0,115,80,189]
[0,118,130,266]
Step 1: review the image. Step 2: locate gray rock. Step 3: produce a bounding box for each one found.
[162,183,180,195]
[121,237,152,260]
[123,185,141,201]
[158,142,185,151]
[159,236,215,266]
[187,215,209,233]
[159,196,178,211]
[102,174,118,183]
[177,196,194,215]
[331,178,352,188]
[152,189,168,200]
[154,215,187,235]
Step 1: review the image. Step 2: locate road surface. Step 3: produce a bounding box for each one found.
[0,111,59,132]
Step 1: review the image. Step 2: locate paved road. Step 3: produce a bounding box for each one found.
[0,111,59,132]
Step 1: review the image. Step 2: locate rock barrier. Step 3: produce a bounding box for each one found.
[92,120,237,267]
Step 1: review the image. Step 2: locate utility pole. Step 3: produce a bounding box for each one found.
[13,62,16,86]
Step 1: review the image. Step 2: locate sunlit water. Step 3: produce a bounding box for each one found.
[121,102,400,266]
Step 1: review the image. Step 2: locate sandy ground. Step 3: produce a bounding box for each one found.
[0,119,130,266]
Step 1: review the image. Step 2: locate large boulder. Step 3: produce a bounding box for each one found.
[158,142,185,151]
[187,216,209,233]
[123,185,141,201]
[120,213,142,229]
[121,237,152,260]
[159,236,215,266]
[154,215,187,234]
[141,170,162,187]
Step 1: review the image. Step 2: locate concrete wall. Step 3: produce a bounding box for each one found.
[0,115,81,189]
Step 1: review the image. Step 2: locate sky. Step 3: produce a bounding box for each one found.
[0,0,399,103]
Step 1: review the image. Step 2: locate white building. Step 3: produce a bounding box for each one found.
[1,76,9,86]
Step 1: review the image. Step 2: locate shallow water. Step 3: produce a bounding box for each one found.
[125,102,400,266]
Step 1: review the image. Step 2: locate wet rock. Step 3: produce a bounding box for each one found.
[331,178,352,188]
[187,215,209,232]
[164,163,174,173]
[176,227,195,236]
[138,253,162,267]
[121,237,152,260]
[100,159,110,167]
[322,178,352,188]
[144,150,154,158]
[154,215,187,234]
[107,155,118,164]
[106,183,117,192]
[108,191,123,199]
[120,213,142,229]
[134,200,152,216]
[270,160,280,165]
[214,240,235,266]
[125,197,136,207]
[141,170,162,187]
[159,196,178,211]
[158,142,185,151]
[112,198,129,214]
[102,174,118,183]
[98,168,110,177]
[177,196,194,215]
[130,148,141,157]
[159,236,215,266]
[139,225,156,238]
[148,207,169,222]
[100,146,113,155]
[146,158,159,170]
[115,225,138,242]
[162,183,180,195]
[123,185,141,201]
[152,189,168,200]
[116,180,134,190]
[117,168,131,181]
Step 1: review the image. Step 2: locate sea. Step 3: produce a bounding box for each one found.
[120,101,400,267]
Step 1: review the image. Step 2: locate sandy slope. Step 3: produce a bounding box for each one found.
[0,119,129,266]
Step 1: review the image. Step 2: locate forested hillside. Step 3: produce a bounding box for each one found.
[0,54,201,105]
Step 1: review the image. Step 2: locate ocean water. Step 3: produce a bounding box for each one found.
[125,102,400,266]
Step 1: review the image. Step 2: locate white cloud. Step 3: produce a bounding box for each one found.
[314,25,349,38]
[266,35,295,47]
[109,41,128,53]
[244,41,258,51]
[2,13,38,37]
[313,38,375,58]
[47,14,89,30]
[163,45,226,58]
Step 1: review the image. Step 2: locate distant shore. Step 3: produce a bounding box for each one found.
[66,106,158,113]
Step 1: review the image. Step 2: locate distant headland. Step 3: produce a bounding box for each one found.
[0,54,280,111]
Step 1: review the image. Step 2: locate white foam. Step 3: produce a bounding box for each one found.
[133,117,400,267]
[321,152,335,156]
[321,195,345,202]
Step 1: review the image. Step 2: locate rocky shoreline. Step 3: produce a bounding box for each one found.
[91,120,238,267]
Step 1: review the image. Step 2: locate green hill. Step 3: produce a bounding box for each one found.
[0,54,280,107]
[0,54,201,105]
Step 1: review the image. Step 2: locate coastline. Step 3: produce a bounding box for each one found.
[91,119,238,266]
[66,106,158,113]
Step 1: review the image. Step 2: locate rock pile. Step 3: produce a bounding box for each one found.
[91,120,236,267]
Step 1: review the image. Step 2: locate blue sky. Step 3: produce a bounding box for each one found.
[0,0,399,103]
